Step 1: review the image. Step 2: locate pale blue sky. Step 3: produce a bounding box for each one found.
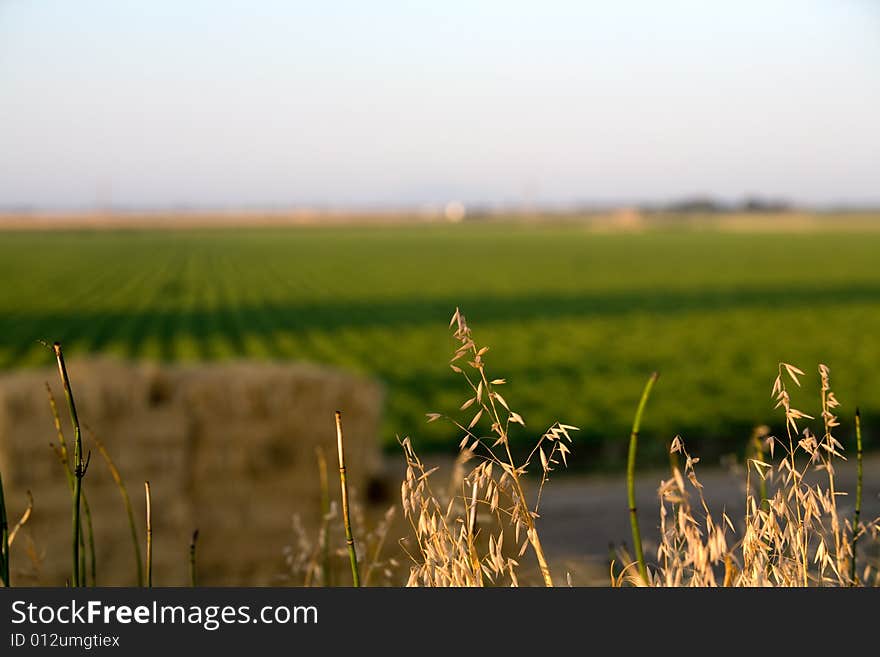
[1,1,878,209]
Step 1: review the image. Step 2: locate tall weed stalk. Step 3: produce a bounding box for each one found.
[52,342,89,587]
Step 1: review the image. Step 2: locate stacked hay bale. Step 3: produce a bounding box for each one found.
[0,359,384,586]
[177,362,384,585]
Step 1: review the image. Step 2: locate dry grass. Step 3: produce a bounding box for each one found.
[615,362,880,587]
[172,317,880,587]
[394,316,880,587]
[281,308,576,587]
[398,308,576,587]
[2,311,880,588]
[283,491,398,588]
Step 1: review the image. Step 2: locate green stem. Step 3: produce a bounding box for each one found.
[79,523,86,587]
[53,342,85,588]
[47,385,97,586]
[335,412,360,587]
[851,409,863,584]
[627,372,658,586]
[82,494,97,586]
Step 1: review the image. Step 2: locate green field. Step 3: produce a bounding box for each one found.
[1,223,878,465]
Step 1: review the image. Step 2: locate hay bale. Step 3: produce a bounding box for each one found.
[0,358,384,585]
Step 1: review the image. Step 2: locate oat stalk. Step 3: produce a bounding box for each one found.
[408,309,576,587]
[651,363,880,587]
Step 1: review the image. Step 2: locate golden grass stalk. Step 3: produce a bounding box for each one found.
[449,308,562,586]
[818,364,845,578]
[463,479,483,587]
[405,309,575,587]
[6,491,33,549]
[655,437,734,586]
[399,436,487,586]
[144,481,152,588]
[771,362,811,585]
[92,432,143,586]
[651,363,880,587]
[52,342,88,587]
[0,488,34,588]
[626,372,658,586]
[335,411,360,587]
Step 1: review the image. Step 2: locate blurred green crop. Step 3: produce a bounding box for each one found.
[2,222,878,466]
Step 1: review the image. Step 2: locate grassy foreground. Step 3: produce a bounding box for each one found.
[1,221,879,461]
[2,312,878,587]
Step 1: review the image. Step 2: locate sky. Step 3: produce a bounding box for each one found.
[0,0,878,210]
